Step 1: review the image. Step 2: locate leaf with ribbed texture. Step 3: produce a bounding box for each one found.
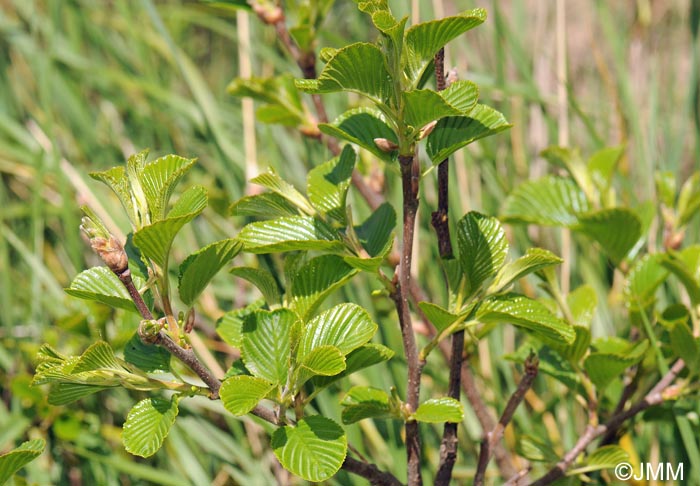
[251,170,315,215]
[134,185,207,268]
[66,266,146,313]
[123,397,180,458]
[271,416,347,482]
[587,146,624,194]
[241,309,296,384]
[412,397,464,423]
[313,344,394,388]
[678,173,700,226]
[517,435,560,463]
[575,208,641,264]
[220,375,274,416]
[624,254,669,310]
[124,332,171,373]
[216,300,265,348]
[298,345,346,382]
[418,302,461,333]
[238,216,343,254]
[291,255,357,321]
[404,8,486,83]
[584,339,649,390]
[489,248,562,294]
[178,239,242,306]
[662,245,700,305]
[89,166,138,224]
[567,285,598,327]
[341,386,395,424]
[477,294,575,345]
[299,304,377,359]
[230,192,301,219]
[48,383,110,405]
[0,439,45,485]
[307,146,356,222]
[295,42,392,102]
[139,154,197,221]
[568,446,630,476]
[403,81,479,130]
[230,267,281,306]
[353,202,396,258]
[502,176,590,226]
[319,108,397,161]
[426,105,511,163]
[669,321,700,372]
[72,341,123,373]
[456,212,508,300]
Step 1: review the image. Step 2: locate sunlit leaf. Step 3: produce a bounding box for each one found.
[238,216,343,253]
[220,375,274,416]
[241,309,296,385]
[65,266,146,313]
[306,146,356,222]
[290,255,357,321]
[341,386,395,424]
[0,439,45,485]
[319,108,397,161]
[411,397,463,423]
[488,248,562,294]
[178,239,242,306]
[502,176,590,227]
[123,396,180,458]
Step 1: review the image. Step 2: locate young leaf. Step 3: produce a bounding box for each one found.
[89,166,138,226]
[220,375,274,416]
[404,8,487,84]
[271,416,347,482]
[456,212,508,300]
[402,90,464,131]
[123,396,180,458]
[138,154,197,221]
[313,343,394,388]
[411,397,464,423]
[238,216,343,254]
[298,345,346,380]
[230,192,302,219]
[229,267,281,306]
[662,245,700,305]
[65,266,146,313]
[501,176,590,226]
[319,108,398,161]
[488,248,563,294]
[567,445,629,476]
[306,145,356,222]
[133,185,207,268]
[341,386,395,424]
[241,309,296,385]
[216,299,265,348]
[516,435,560,463]
[417,302,461,333]
[0,439,45,485]
[354,202,396,257]
[290,255,357,321]
[624,254,669,310]
[584,340,649,390]
[298,304,377,358]
[677,172,700,226]
[124,332,171,373]
[295,42,392,103]
[425,105,511,163]
[669,322,700,372]
[587,146,624,194]
[250,170,315,215]
[567,285,598,327]
[575,208,642,265]
[178,239,242,306]
[477,294,575,345]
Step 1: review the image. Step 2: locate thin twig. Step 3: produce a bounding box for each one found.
[343,457,404,486]
[118,269,154,320]
[531,359,685,486]
[474,354,539,486]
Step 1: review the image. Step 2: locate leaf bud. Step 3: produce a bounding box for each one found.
[373,138,398,152]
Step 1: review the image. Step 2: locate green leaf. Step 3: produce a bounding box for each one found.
[306,146,356,222]
[72,341,123,373]
[220,375,274,416]
[516,435,559,463]
[354,202,396,257]
[299,345,346,379]
[133,185,207,268]
[677,173,700,226]
[89,166,138,225]
[228,75,305,128]
[404,8,487,84]
[238,216,343,254]
[271,416,347,482]
[575,208,642,264]
[587,146,624,195]
[669,322,700,372]
[567,285,598,327]
[229,267,281,306]
[662,245,700,305]
[241,309,296,385]
[216,299,265,348]
[488,248,563,294]
[624,254,669,310]
[65,266,146,313]
[456,212,508,300]
[502,176,590,226]
[291,255,357,321]
[123,397,180,458]
[541,146,596,204]
[0,439,45,485]
[48,383,110,405]
[230,192,301,219]
[418,302,461,333]
[299,304,377,358]
[341,386,395,424]
[250,170,315,215]
[295,42,392,103]
[425,105,511,163]
[477,294,575,345]
[178,239,242,306]
[411,397,464,423]
[138,154,197,221]
[313,344,394,388]
[124,332,171,373]
[402,84,474,130]
[568,445,629,476]
[318,108,397,161]
[584,340,649,390]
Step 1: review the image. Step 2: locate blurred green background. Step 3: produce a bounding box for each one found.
[1,0,698,484]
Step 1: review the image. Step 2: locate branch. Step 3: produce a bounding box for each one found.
[530,359,685,486]
[343,457,404,486]
[474,354,539,486]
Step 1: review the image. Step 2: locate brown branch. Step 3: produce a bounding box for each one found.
[118,269,154,320]
[343,457,404,486]
[474,354,539,486]
[530,359,685,486]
